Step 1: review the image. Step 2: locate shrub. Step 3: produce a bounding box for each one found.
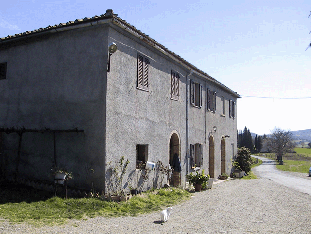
[235,147,252,174]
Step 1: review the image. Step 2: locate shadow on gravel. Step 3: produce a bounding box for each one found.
[262,160,278,165]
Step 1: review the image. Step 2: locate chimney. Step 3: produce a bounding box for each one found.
[105,9,115,18]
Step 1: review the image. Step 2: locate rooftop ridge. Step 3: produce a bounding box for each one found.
[0,9,240,97]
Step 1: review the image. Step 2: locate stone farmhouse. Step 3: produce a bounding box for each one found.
[0,9,240,194]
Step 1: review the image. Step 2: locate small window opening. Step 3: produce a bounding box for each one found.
[136,144,148,169]
[0,62,7,80]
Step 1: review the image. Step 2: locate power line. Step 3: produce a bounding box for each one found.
[241,96,311,100]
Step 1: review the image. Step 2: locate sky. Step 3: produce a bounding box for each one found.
[1,0,310,135]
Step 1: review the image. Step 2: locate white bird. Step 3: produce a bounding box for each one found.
[160,207,173,222]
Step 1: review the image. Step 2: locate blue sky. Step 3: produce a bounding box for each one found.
[1,0,310,135]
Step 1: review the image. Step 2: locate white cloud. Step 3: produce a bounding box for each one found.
[0,18,20,31]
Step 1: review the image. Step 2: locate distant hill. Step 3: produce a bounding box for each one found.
[250,129,311,142]
[291,129,311,142]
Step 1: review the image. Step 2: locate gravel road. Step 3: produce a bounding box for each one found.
[1,173,311,233]
[253,156,311,195]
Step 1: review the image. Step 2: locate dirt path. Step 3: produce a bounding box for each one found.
[253,156,311,195]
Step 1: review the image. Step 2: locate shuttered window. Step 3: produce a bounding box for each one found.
[229,100,236,118]
[190,80,202,108]
[0,62,7,80]
[221,96,225,116]
[207,89,216,112]
[190,143,203,168]
[137,54,150,91]
[171,70,180,100]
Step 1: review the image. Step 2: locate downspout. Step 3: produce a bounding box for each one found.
[185,70,193,177]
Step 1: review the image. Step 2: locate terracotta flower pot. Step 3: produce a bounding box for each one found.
[195,183,202,192]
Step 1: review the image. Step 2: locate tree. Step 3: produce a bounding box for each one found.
[238,127,254,152]
[254,135,263,153]
[267,128,295,164]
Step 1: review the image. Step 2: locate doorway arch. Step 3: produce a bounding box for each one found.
[209,135,215,178]
[169,132,181,187]
[221,138,226,174]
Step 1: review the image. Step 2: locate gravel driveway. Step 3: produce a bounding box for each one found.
[1,173,311,233]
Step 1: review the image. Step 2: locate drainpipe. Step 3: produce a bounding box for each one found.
[185,70,193,177]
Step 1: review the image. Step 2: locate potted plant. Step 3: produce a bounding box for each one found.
[53,169,73,184]
[218,173,229,180]
[186,170,209,192]
[232,161,243,178]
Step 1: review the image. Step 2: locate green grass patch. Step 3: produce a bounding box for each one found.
[276,160,311,173]
[294,148,311,158]
[0,187,191,226]
[255,149,311,161]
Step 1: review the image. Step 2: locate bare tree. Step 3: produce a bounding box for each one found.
[268,128,295,164]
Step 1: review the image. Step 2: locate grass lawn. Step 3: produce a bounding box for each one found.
[256,148,311,161]
[0,183,191,226]
[276,160,311,173]
[293,148,311,159]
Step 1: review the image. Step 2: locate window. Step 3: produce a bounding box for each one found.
[229,100,236,118]
[136,144,148,169]
[190,80,202,107]
[207,89,216,112]
[0,62,7,80]
[171,70,180,100]
[137,54,150,91]
[190,143,203,168]
[221,96,225,116]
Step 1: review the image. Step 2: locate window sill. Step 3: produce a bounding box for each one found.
[137,87,149,92]
[191,105,202,109]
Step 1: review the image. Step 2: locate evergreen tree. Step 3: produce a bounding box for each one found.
[257,135,263,152]
[239,127,254,152]
[254,135,263,153]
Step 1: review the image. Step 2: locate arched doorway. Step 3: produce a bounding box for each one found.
[209,136,215,178]
[221,138,226,174]
[169,132,180,187]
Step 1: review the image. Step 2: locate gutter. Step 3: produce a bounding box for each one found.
[186,70,193,176]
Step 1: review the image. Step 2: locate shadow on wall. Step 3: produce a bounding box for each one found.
[0,127,89,190]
